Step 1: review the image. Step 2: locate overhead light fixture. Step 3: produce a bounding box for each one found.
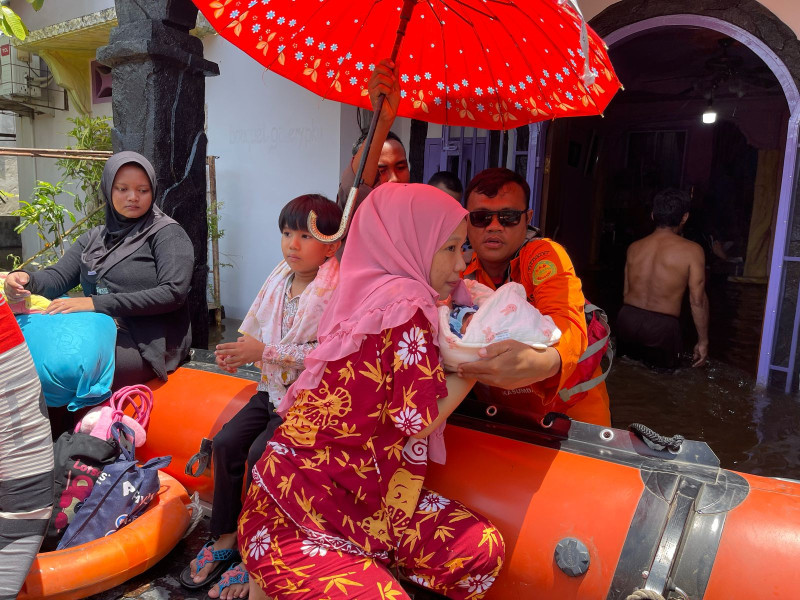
[702,96,717,124]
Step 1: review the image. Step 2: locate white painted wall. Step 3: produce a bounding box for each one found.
[12,0,115,28]
[203,35,343,319]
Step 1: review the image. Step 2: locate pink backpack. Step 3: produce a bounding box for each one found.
[75,385,153,447]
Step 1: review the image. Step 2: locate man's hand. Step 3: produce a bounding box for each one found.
[3,271,31,302]
[215,335,266,370]
[368,59,400,125]
[457,340,561,390]
[44,297,95,314]
[692,341,708,367]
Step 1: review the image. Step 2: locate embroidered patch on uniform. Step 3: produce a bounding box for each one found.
[532,259,557,284]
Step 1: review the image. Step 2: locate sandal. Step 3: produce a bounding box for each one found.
[211,563,250,596]
[179,540,240,590]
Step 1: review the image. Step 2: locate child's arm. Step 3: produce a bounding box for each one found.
[215,334,266,371]
[262,341,319,369]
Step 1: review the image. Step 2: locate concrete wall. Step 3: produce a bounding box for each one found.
[11,0,115,28]
[581,0,800,39]
[203,35,343,319]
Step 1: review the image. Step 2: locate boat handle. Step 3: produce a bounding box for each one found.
[485,405,498,417]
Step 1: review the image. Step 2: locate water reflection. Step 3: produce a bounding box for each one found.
[608,356,800,478]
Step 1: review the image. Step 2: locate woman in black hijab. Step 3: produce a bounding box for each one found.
[4,151,194,388]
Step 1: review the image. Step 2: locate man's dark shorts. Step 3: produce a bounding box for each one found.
[616,304,682,369]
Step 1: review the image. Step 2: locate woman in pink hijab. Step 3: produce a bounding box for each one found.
[239,183,504,600]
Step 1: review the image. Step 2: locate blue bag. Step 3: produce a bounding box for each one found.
[16,312,117,410]
[56,423,171,549]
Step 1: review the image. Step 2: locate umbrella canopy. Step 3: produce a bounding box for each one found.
[194,0,621,130]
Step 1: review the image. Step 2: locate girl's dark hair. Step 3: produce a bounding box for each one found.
[278,194,343,236]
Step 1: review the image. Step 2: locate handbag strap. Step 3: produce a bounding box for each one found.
[109,385,153,429]
[109,421,137,461]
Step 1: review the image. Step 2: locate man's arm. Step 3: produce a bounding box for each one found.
[622,251,630,300]
[458,240,586,394]
[688,243,709,367]
[349,59,400,188]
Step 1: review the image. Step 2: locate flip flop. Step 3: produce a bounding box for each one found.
[180,540,240,590]
[211,563,250,597]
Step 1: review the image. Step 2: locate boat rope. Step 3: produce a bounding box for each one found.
[540,412,571,428]
[185,437,213,477]
[628,423,685,452]
[625,590,666,600]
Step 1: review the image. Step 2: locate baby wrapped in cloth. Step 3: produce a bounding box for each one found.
[438,280,561,372]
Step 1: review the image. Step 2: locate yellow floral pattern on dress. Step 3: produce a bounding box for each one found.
[250,310,447,558]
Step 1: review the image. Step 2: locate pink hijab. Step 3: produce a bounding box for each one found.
[278,183,470,462]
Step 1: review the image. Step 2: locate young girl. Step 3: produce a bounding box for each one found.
[239,184,505,600]
[181,195,342,599]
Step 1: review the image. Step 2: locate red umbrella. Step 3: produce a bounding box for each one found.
[193,0,621,236]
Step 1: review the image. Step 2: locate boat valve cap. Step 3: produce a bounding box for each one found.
[554,538,590,577]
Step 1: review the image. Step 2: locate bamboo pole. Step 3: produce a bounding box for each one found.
[207,155,222,326]
[0,147,112,161]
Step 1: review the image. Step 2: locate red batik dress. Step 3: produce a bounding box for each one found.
[239,309,504,599]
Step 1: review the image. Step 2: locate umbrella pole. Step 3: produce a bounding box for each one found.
[309,0,417,242]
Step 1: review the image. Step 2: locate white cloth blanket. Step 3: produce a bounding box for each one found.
[438,280,561,372]
[239,258,339,405]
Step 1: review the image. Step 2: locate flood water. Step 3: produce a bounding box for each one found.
[607,355,800,480]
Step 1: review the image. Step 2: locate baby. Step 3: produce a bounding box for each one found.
[449,303,478,337]
[439,281,561,371]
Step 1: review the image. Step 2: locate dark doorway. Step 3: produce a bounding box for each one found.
[540,27,789,375]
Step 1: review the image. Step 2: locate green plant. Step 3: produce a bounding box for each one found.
[58,115,112,238]
[0,0,46,41]
[12,181,75,265]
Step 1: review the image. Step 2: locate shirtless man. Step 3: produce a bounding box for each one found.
[618,189,709,369]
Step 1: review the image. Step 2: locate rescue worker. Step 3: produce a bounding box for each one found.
[457,168,611,426]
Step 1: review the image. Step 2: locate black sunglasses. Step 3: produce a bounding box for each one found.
[468,209,527,228]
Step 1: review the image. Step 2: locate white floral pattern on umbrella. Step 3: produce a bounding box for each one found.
[193,0,622,130]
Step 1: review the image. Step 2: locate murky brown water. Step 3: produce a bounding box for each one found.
[608,355,800,480]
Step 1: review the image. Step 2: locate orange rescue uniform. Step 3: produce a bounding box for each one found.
[462,237,611,426]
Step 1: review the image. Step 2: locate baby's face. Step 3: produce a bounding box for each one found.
[461,312,474,334]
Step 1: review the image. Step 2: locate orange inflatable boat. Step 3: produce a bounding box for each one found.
[136,357,800,598]
[19,471,192,600]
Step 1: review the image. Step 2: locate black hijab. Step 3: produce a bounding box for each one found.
[81,151,176,277]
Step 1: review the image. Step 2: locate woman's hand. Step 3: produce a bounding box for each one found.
[215,335,266,370]
[457,340,561,390]
[4,271,31,302]
[44,297,95,314]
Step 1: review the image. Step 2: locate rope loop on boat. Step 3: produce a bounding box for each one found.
[628,423,685,452]
[625,590,666,600]
[540,412,571,428]
[185,437,214,477]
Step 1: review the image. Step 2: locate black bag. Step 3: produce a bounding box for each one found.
[41,430,119,551]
